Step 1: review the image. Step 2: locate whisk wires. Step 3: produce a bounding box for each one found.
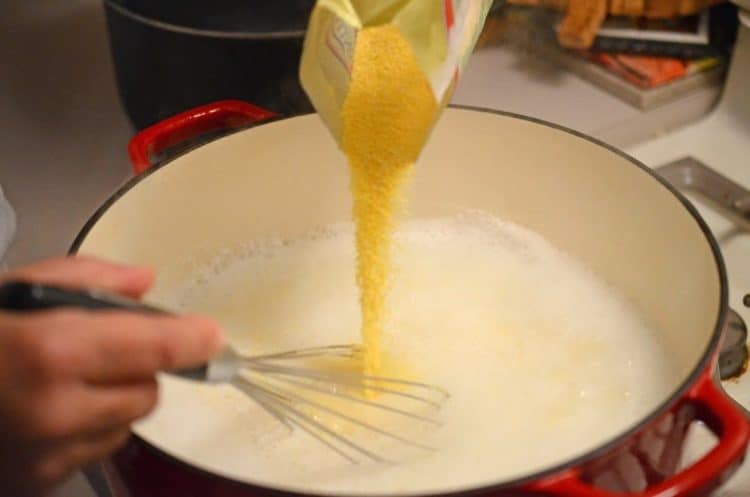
[230,344,449,464]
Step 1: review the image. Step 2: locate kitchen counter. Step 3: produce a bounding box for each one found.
[0,1,730,496]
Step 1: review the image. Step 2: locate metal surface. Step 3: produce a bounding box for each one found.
[0,186,15,268]
[657,157,750,234]
[720,309,749,380]
[233,344,448,464]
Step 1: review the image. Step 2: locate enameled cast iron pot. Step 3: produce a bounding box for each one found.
[71,101,750,497]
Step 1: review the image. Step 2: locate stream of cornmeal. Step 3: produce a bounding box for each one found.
[341,25,438,375]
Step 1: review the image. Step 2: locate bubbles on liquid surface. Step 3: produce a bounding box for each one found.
[143,211,678,495]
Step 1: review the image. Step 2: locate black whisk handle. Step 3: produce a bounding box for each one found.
[0,280,163,314]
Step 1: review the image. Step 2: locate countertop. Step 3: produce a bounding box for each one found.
[0,1,728,496]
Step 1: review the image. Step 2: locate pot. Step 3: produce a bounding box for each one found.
[101,0,511,131]
[102,0,316,130]
[72,101,750,497]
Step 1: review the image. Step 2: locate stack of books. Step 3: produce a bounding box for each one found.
[559,4,735,108]
[476,4,736,109]
[545,46,726,108]
[591,9,727,58]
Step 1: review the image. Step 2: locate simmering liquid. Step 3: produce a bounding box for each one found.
[143,213,678,495]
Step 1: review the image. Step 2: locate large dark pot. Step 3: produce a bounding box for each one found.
[102,0,316,130]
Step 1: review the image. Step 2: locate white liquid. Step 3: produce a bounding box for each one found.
[141,213,678,495]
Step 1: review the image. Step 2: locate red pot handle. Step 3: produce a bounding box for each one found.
[528,373,750,497]
[127,100,278,175]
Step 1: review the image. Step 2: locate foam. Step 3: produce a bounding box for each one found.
[147,212,678,495]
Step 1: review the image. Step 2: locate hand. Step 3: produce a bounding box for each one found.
[0,257,224,497]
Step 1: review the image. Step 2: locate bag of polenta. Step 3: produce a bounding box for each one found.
[299,1,492,377]
[300,0,492,156]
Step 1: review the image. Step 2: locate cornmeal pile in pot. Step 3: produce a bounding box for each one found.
[341,25,438,375]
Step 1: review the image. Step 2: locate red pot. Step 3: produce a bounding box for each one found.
[72,101,750,497]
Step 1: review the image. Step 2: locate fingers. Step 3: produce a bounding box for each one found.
[0,308,224,384]
[0,309,222,438]
[78,312,224,383]
[2,256,155,298]
[12,380,158,441]
[4,384,140,495]
[83,380,159,433]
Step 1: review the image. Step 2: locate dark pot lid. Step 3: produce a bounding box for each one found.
[105,0,315,38]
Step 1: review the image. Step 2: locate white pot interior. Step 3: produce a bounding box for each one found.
[75,108,722,494]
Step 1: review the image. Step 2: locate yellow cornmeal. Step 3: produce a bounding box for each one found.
[340,25,438,376]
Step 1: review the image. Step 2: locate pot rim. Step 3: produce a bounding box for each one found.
[103,0,308,40]
[70,105,729,496]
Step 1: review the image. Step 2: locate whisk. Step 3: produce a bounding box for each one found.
[0,280,448,464]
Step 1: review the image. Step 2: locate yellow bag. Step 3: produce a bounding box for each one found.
[300,0,493,146]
